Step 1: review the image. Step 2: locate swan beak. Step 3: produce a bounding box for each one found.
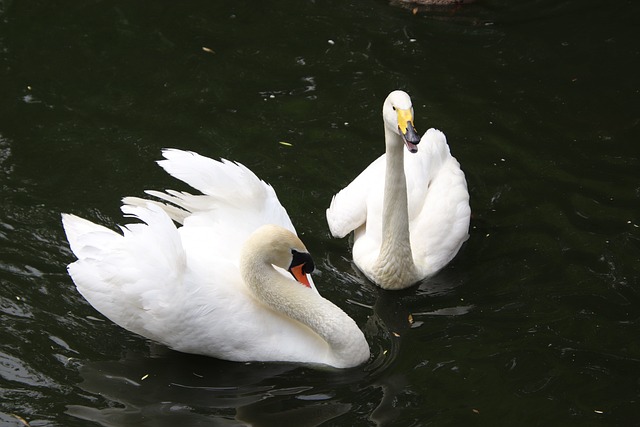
[396,108,421,153]
[289,264,312,288]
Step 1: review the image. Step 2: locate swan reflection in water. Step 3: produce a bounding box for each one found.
[67,349,353,427]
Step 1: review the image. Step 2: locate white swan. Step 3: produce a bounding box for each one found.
[62,149,369,369]
[326,90,470,290]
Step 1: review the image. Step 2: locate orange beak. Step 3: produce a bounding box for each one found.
[289,264,312,288]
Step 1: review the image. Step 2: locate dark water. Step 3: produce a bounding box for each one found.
[1,0,639,425]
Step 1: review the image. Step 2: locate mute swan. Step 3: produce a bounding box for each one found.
[62,149,369,369]
[326,90,470,290]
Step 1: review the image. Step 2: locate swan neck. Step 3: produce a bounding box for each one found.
[381,129,413,259]
[240,253,367,367]
[373,128,418,288]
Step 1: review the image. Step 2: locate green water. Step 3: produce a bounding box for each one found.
[1,0,638,425]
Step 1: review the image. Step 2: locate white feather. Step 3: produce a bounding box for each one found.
[327,92,470,289]
[62,150,369,368]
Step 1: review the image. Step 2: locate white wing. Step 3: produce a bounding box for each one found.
[326,155,384,238]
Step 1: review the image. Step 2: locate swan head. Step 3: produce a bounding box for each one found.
[383,90,421,153]
[242,224,315,288]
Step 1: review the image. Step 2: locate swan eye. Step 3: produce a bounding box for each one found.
[392,106,396,111]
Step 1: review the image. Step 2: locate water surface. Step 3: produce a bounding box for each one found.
[0,0,638,425]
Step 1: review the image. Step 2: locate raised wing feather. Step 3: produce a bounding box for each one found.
[123,149,295,262]
[158,149,294,231]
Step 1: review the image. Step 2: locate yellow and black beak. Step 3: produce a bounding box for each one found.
[288,250,315,288]
[396,108,421,153]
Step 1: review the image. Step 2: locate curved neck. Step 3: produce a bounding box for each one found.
[240,254,368,368]
[373,128,418,288]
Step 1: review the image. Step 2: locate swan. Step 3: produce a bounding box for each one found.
[326,90,470,290]
[62,149,370,369]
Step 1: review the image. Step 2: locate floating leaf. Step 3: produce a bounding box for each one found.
[11,414,31,426]
[202,47,215,54]
[279,141,292,147]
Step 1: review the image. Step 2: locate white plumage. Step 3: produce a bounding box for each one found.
[63,149,369,368]
[327,91,470,290]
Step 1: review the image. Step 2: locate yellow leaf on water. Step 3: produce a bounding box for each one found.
[202,47,215,54]
[11,414,30,426]
[279,141,292,147]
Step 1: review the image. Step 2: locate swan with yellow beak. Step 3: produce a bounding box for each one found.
[327,90,470,290]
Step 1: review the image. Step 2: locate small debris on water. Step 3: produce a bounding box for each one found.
[10,414,31,426]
